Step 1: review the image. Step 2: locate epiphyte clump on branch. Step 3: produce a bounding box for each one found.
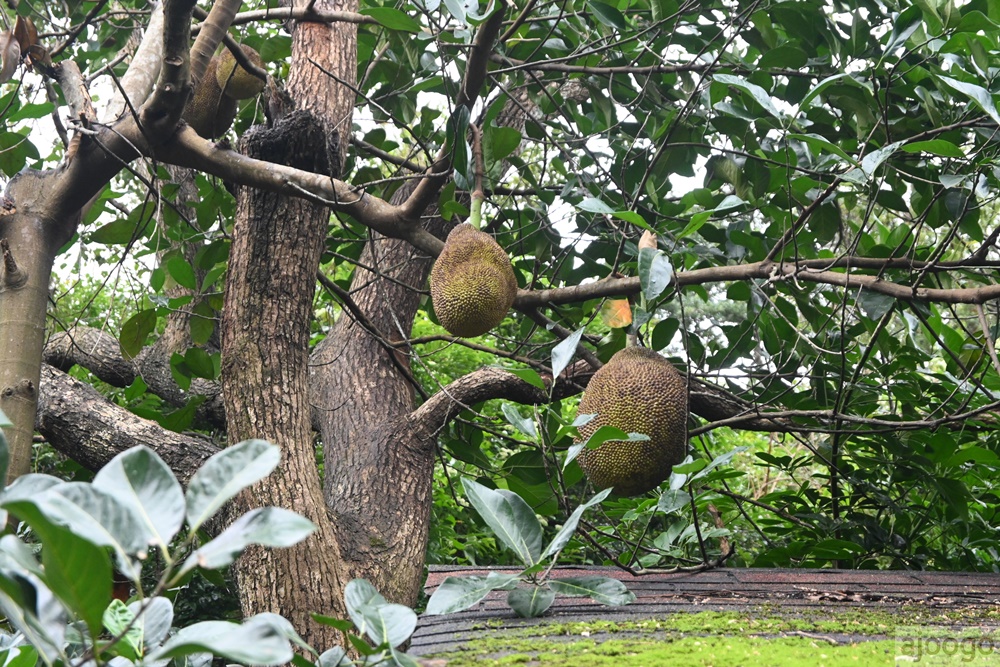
[429,223,518,338]
[576,346,688,497]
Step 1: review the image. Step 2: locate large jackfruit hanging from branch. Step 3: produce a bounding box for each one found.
[576,346,688,497]
[429,223,517,338]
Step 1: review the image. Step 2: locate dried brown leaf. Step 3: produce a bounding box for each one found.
[12,16,37,53]
[0,31,19,85]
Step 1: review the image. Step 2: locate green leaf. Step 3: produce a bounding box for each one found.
[317,647,350,667]
[788,133,859,165]
[104,599,143,658]
[638,248,674,302]
[885,5,922,55]
[657,488,691,514]
[166,256,197,291]
[130,596,173,649]
[901,139,965,157]
[688,446,748,482]
[93,446,185,551]
[180,507,316,576]
[589,1,627,29]
[424,573,520,615]
[938,76,1000,125]
[540,488,611,560]
[564,426,649,469]
[53,482,152,571]
[461,478,542,566]
[858,290,894,320]
[501,403,537,438]
[119,309,157,360]
[611,210,655,232]
[551,327,584,381]
[577,197,615,214]
[485,126,522,162]
[149,615,294,666]
[507,585,554,618]
[90,203,155,244]
[504,367,546,390]
[344,579,416,648]
[41,522,111,638]
[186,439,281,531]
[359,7,422,33]
[549,576,636,606]
[714,73,783,120]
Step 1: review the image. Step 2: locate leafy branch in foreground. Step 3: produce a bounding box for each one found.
[424,478,632,618]
[0,413,314,667]
[311,578,421,667]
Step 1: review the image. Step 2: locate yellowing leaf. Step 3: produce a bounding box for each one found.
[600,299,632,328]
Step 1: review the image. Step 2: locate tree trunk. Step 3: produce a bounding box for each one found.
[218,0,358,646]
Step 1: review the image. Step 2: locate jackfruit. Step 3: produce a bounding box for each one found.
[216,44,265,100]
[430,223,517,338]
[184,55,238,139]
[575,346,687,496]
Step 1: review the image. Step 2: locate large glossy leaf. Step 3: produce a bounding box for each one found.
[149,616,294,666]
[179,507,315,577]
[507,585,555,618]
[93,447,185,551]
[185,439,281,531]
[551,327,584,381]
[461,478,542,566]
[40,523,111,637]
[549,577,636,606]
[424,573,520,615]
[638,247,673,302]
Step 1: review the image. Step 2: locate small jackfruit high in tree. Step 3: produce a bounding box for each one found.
[576,346,688,496]
[215,44,266,100]
[183,45,265,140]
[430,223,517,338]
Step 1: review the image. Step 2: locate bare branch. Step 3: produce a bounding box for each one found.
[156,126,445,255]
[515,259,1000,309]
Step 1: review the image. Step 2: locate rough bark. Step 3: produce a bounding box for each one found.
[43,326,226,429]
[311,195,447,605]
[220,111,347,645]
[36,364,217,483]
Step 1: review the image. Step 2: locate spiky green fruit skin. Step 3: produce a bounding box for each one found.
[184,56,238,139]
[216,44,265,100]
[576,346,688,496]
[430,224,517,338]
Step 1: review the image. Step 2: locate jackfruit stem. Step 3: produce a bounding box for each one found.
[469,192,484,230]
[469,124,485,231]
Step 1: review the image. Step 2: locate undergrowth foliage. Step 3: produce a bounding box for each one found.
[0,409,422,667]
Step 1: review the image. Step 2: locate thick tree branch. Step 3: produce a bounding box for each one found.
[189,0,241,85]
[156,126,445,255]
[42,326,226,429]
[515,259,1000,309]
[102,3,164,123]
[140,0,197,140]
[36,364,218,484]
[44,328,135,387]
